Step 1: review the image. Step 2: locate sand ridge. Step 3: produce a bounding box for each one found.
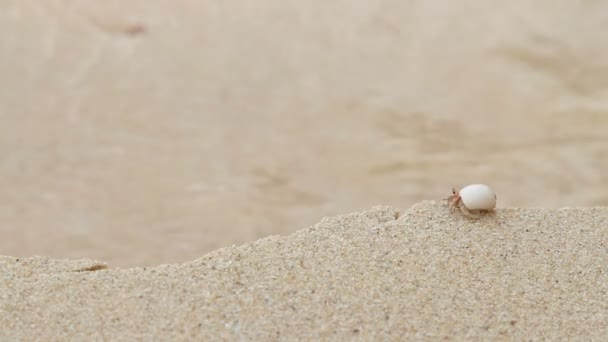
[1,202,607,340]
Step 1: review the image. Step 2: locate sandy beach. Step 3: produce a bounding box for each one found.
[2,202,607,340]
[1,1,608,339]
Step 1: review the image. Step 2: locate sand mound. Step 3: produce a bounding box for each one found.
[1,202,607,340]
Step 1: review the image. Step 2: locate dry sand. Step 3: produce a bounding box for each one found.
[2,202,607,340]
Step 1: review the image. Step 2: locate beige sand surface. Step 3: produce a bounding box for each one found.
[2,2,608,267]
[2,202,606,340]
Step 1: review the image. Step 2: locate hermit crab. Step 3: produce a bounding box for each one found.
[446,184,496,219]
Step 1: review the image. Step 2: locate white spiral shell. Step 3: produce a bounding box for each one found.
[459,184,496,210]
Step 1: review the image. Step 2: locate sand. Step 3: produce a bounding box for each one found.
[2,3,606,339]
[1,202,606,340]
[2,2,608,267]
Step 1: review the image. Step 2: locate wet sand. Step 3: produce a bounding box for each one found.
[1,2,608,267]
[2,202,607,340]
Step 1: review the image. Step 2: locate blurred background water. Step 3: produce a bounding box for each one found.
[1,1,607,266]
